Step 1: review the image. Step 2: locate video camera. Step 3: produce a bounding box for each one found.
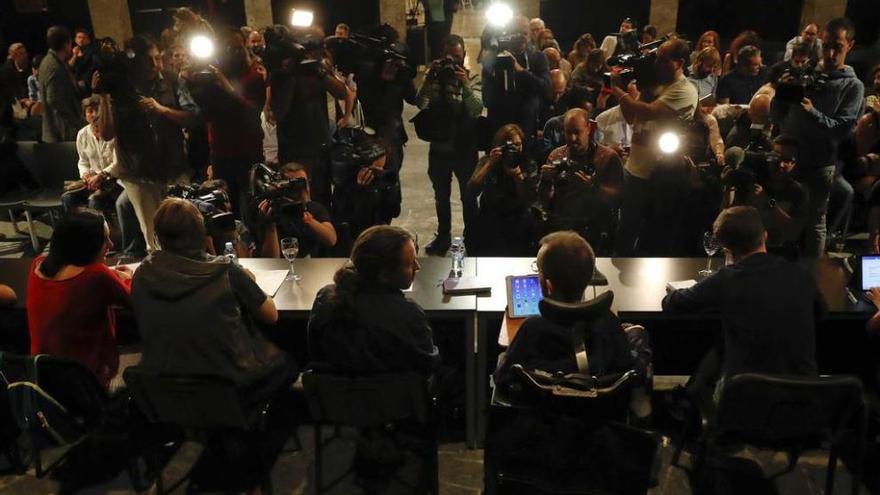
[92,50,140,103]
[329,128,392,190]
[775,63,827,103]
[250,163,309,220]
[261,24,322,77]
[166,184,236,235]
[549,156,596,185]
[604,36,667,89]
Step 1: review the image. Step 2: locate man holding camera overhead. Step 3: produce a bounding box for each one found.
[538,108,623,254]
[609,38,697,255]
[770,18,864,257]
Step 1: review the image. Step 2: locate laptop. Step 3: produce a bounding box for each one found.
[848,255,880,306]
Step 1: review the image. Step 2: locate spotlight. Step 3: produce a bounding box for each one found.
[291,9,314,28]
[658,131,681,154]
[485,2,513,28]
[189,35,214,60]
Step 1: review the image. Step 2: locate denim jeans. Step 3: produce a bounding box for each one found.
[796,165,835,257]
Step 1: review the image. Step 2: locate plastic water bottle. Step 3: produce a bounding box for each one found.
[224,241,238,265]
[449,237,465,277]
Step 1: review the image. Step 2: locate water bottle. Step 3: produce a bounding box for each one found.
[224,241,238,265]
[449,237,465,277]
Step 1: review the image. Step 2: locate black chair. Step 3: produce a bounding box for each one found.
[2,141,79,251]
[0,142,37,252]
[485,366,657,494]
[672,373,868,495]
[301,370,440,494]
[123,366,283,494]
[0,353,109,477]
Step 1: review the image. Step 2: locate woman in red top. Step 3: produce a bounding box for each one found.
[26,209,132,388]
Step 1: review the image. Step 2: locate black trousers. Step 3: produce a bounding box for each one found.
[211,155,262,219]
[615,172,652,256]
[428,144,478,240]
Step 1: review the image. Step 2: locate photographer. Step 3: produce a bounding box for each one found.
[468,124,539,256]
[185,26,266,218]
[94,34,199,252]
[417,34,482,255]
[481,15,550,139]
[254,162,337,258]
[770,18,864,256]
[268,28,347,206]
[723,135,809,250]
[609,38,698,255]
[169,179,255,258]
[538,108,623,254]
[329,128,397,243]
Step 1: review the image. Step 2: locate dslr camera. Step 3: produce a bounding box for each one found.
[92,50,140,103]
[250,163,309,220]
[550,157,597,185]
[498,140,522,170]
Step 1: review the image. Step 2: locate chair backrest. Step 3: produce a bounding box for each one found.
[123,366,250,430]
[25,142,79,189]
[301,371,430,428]
[714,373,865,447]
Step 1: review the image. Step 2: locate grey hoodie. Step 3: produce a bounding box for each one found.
[770,65,864,170]
[132,250,286,386]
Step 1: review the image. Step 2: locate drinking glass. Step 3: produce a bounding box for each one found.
[699,232,719,277]
[280,237,301,282]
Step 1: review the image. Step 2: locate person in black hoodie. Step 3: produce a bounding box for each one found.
[132,198,295,405]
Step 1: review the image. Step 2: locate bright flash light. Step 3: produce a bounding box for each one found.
[658,132,680,154]
[189,35,214,60]
[485,3,513,28]
[291,9,314,27]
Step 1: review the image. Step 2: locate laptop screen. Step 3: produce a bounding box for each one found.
[862,255,880,291]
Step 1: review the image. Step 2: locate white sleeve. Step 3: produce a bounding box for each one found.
[658,81,698,119]
[102,139,119,175]
[75,128,91,179]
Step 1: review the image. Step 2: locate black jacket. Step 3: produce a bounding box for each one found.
[662,252,825,378]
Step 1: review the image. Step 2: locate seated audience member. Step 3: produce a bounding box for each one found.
[567,33,597,69]
[543,47,572,80]
[663,207,824,401]
[542,86,593,153]
[133,198,294,403]
[640,25,658,45]
[688,47,721,99]
[308,225,439,373]
[864,65,880,113]
[690,30,721,66]
[595,83,639,158]
[569,48,608,104]
[469,124,539,256]
[716,45,766,105]
[254,162,337,258]
[26,209,131,389]
[784,22,822,62]
[61,95,119,213]
[0,285,15,305]
[540,108,623,254]
[494,231,651,417]
[721,30,761,75]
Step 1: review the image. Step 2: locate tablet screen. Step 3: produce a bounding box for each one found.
[508,274,542,318]
[862,255,880,291]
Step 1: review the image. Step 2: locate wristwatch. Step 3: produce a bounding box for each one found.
[768,198,777,209]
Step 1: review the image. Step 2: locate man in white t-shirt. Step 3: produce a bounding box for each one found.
[608,38,698,254]
[61,95,119,213]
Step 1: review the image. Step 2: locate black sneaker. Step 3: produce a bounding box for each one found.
[424,234,451,256]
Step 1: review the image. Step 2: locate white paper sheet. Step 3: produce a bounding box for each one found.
[666,279,698,292]
[251,269,289,296]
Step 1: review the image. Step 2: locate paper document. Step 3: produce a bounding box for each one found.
[251,269,289,296]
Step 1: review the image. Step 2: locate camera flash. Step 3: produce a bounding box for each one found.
[658,132,680,154]
[485,3,513,28]
[189,35,214,60]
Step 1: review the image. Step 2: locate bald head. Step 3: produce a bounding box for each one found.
[550,69,566,101]
[543,47,561,66]
[563,108,593,154]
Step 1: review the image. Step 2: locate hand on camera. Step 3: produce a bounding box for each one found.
[138,97,166,115]
[574,171,594,185]
[303,211,317,227]
[800,97,814,113]
[609,72,625,90]
[489,147,503,162]
[357,167,377,185]
[752,183,764,196]
[454,66,469,85]
[257,199,275,223]
[540,163,556,181]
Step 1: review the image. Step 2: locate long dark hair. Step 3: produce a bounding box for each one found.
[330,225,415,320]
[39,209,106,278]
